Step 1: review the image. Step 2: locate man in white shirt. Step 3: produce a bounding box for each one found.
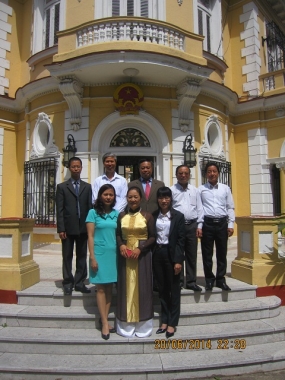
[198,162,235,291]
[171,165,204,291]
[92,153,127,212]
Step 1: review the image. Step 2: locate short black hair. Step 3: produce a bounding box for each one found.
[138,158,153,167]
[175,165,190,175]
[68,157,82,167]
[204,161,220,173]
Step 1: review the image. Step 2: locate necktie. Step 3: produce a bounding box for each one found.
[75,181,80,218]
[145,180,150,200]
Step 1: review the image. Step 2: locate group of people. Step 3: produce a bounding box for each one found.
[56,153,235,340]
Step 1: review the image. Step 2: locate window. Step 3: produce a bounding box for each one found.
[23,158,58,226]
[44,0,60,48]
[265,21,285,72]
[96,0,165,20]
[112,0,148,17]
[198,0,211,52]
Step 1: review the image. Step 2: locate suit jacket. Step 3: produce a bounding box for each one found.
[128,178,165,214]
[152,208,185,264]
[56,178,92,235]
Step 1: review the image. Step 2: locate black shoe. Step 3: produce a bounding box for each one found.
[205,283,214,291]
[186,284,202,292]
[99,318,116,333]
[166,331,175,339]
[216,282,231,291]
[63,287,72,295]
[156,328,167,334]
[101,332,110,340]
[75,285,91,293]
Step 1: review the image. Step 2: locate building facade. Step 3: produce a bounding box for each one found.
[0,0,284,245]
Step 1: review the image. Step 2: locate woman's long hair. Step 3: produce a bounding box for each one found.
[94,184,116,215]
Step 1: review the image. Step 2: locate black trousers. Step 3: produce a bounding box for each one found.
[62,233,88,288]
[201,218,228,284]
[180,222,198,287]
[153,246,181,327]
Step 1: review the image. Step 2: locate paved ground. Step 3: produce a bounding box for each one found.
[33,237,238,282]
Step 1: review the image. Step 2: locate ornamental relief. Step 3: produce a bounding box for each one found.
[110,128,151,148]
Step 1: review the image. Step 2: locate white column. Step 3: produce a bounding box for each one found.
[90,154,100,186]
[240,2,261,97]
[248,128,273,215]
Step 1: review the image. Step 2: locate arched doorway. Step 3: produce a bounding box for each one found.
[90,111,170,185]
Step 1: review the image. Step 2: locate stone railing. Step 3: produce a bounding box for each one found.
[260,69,285,93]
[77,19,185,51]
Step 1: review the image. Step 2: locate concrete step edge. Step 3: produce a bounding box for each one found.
[0,341,285,377]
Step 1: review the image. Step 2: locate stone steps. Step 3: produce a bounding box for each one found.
[0,296,280,329]
[0,309,285,355]
[0,276,285,379]
[16,277,257,307]
[0,341,285,379]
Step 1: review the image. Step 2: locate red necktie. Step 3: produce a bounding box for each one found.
[145,180,150,200]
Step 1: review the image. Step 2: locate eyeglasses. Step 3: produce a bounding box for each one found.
[158,197,171,201]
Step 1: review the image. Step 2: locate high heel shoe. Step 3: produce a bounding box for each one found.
[156,328,167,334]
[99,318,116,333]
[166,331,174,339]
[101,331,110,340]
[166,327,176,339]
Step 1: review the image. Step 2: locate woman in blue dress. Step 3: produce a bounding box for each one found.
[86,184,118,340]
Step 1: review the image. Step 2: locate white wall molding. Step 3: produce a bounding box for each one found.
[0,1,12,95]
[0,127,4,217]
[248,128,273,215]
[240,2,261,97]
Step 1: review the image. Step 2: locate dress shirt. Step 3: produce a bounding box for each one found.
[156,211,171,245]
[92,172,128,212]
[170,183,204,229]
[140,177,153,192]
[198,182,235,228]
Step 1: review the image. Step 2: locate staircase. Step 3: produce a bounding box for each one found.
[0,276,285,379]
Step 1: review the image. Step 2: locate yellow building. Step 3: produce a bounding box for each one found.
[0,0,284,286]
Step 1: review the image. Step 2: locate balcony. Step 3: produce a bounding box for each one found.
[260,68,285,96]
[46,17,212,89]
[77,19,185,51]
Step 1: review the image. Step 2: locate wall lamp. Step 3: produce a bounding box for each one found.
[62,134,77,168]
[183,133,197,168]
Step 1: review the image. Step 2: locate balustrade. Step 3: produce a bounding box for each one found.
[77,20,185,51]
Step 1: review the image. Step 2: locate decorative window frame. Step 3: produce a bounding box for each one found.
[199,115,225,159]
[32,0,66,54]
[267,139,285,170]
[30,113,59,159]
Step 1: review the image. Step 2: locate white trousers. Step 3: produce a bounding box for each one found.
[116,318,153,338]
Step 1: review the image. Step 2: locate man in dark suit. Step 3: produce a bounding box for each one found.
[128,158,165,214]
[56,157,92,295]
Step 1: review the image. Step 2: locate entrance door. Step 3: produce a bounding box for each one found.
[116,156,155,183]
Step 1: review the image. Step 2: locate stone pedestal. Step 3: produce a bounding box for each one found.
[0,218,40,291]
[231,216,285,287]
